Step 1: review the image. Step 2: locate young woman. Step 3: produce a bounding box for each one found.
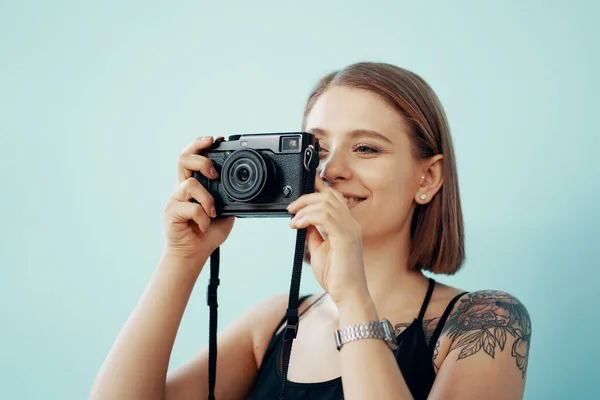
[90,62,531,400]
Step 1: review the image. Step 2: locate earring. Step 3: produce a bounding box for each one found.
[420,194,427,201]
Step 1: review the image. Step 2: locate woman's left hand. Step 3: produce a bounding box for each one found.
[287,176,369,305]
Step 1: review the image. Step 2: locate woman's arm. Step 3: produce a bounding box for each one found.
[428,290,531,399]
[336,293,413,400]
[336,290,531,400]
[89,252,281,400]
[88,252,212,399]
[89,250,296,400]
[164,292,294,400]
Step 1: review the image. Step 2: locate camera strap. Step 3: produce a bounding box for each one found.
[206,144,319,400]
[206,247,219,400]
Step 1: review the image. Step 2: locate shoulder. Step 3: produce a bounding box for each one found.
[427,289,532,397]
[243,292,321,333]
[243,292,321,365]
[440,289,532,376]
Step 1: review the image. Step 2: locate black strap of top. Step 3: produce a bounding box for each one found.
[417,278,436,321]
[428,291,469,351]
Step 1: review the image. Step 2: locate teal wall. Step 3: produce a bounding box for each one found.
[1,1,598,399]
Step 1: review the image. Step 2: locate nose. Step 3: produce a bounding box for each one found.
[319,148,352,184]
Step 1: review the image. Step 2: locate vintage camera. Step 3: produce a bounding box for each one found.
[192,132,320,217]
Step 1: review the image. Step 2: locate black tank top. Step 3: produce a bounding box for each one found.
[247,278,468,400]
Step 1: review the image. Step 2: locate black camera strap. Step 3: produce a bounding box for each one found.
[206,145,319,400]
[278,224,308,399]
[206,246,220,400]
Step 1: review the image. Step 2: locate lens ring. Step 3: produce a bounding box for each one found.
[229,161,258,192]
[221,149,268,202]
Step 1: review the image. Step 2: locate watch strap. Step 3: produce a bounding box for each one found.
[334,319,398,351]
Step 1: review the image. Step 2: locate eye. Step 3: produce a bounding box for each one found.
[317,145,329,157]
[354,144,379,154]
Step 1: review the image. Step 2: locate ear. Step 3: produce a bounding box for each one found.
[415,155,444,205]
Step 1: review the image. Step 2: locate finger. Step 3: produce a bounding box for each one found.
[178,136,216,182]
[315,175,346,204]
[165,200,211,233]
[178,153,219,182]
[290,202,328,223]
[287,191,341,214]
[314,174,328,192]
[172,177,217,218]
[305,225,325,252]
[289,204,340,234]
[290,208,334,244]
[182,136,215,155]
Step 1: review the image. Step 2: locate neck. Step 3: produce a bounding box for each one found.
[360,231,430,316]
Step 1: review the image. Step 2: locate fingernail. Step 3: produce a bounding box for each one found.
[210,168,218,177]
[202,136,212,141]
[210,207,217,218]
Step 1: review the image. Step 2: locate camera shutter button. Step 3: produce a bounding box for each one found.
[283,185,293,197]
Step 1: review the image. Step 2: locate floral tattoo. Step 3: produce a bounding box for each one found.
[395,317,440,345]
[444,290,531,377]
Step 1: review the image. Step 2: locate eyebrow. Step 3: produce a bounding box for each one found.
[308,128,393,145]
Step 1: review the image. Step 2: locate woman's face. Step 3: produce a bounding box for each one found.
[304,86,424,241]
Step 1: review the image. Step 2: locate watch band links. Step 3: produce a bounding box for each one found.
[334,319,397,351]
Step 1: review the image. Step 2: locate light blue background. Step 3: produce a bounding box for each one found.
[1,1,598,399]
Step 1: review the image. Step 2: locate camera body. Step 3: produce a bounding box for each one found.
[193,132,320,217]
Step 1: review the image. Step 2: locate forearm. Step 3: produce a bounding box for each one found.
[89,252,208,400]
[337,295,413,400]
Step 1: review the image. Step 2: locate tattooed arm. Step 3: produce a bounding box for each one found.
[428,290,531,400]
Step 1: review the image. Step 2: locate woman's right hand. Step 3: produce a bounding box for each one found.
[163,136,235,262]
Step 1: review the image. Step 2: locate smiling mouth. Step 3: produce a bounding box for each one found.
[344,196,366,208]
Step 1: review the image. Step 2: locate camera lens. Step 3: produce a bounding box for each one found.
[221,149,272,202]
[236,166,250,182]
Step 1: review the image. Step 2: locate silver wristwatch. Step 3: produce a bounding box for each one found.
[334,318,399,351]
